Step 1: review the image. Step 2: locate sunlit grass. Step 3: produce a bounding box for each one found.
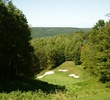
[0,61,110,100]
[36,61,110,99]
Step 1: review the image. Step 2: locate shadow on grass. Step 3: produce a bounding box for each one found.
[0,78,65,93]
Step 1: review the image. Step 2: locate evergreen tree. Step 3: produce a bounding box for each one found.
[0,1,35,79]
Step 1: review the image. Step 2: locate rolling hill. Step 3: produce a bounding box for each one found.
[31,27,91,38]
[36,61,110,100]
[0,61,110,100]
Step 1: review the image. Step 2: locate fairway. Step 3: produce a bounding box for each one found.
[39,72,77,86]
[35,61,110,100]
[36,61,85,88]
[1,61,110,100]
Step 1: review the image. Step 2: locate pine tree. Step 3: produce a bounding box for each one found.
[0,1,35,79]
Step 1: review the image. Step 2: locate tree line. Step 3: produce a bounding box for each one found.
[81,20,110,83]
[31,31,85,70]
[0,0,109,83]
[0,0,36,79]
[32,20,110,83]
[31,27,90,38]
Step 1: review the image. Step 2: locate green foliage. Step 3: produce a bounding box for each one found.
[93,19,105,30]
[0,1,35,79]
[81,20,110,83]
[31,32,86,70]
[31,27,91,38]
[0,61,110,100]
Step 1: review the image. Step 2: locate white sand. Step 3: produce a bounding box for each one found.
[58,69,68,72]
[69,74,79,78]
[37,75,45,79]
[44,71,54,76]
[37,70,79,79]
[37,71,54,79]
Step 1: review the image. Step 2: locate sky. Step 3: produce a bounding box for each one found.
[12,0,110,28]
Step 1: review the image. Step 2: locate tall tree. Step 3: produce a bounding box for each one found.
[81,20,110,82]
[0,1,35,79]
[0,0,10,78]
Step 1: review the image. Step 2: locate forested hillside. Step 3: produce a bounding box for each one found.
[31,20,110,83]
[0,1,110,99]
[31,31,85,70]
[0,0,109,83]
[31,27,91,38]
[81,20,110,83]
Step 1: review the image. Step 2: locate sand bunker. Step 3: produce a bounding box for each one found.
[37,70,79,79]
[37,75,45,79]
[69,74,79,78]
[44,71,54,75]
[37,71,54,79]
[58,69,68,72]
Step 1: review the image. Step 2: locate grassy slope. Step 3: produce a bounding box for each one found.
[36,61,110,100]
[0,61,110,100]
[36,62,83,86]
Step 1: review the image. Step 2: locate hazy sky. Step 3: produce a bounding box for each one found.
[12,0,110,27]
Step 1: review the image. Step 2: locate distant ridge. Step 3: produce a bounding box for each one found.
[31,27,91,38]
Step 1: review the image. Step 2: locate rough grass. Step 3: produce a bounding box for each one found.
[0,61,110,100]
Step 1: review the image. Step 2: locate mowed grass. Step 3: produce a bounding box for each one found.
[0,61,110,100]
[36,61,88,87]
[39,72,75,86]
[36,61,110,100]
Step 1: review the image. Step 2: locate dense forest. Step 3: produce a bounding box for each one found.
[0,0,110,83]
[0,0,110,99]
[31,27,91,38]
[0,0,36,79]
[31,20,110,83]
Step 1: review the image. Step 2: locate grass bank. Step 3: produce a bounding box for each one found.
[0,61,110,100]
